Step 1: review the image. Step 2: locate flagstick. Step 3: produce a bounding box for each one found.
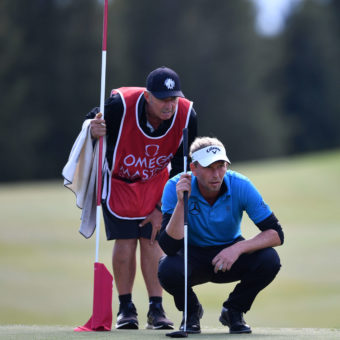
[95,0,108,263]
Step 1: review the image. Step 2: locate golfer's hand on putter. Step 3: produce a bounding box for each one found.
[212,244,242,273]
[139,207,162,245]
[176,173,192,202]
[90,112,106,139]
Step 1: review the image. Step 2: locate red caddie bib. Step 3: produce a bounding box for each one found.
[106,87,192,219]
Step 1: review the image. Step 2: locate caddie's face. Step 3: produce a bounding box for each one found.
[144,91,179,121]
[190,160,227,196]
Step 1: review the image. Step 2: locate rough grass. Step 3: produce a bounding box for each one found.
[0,149,339,336]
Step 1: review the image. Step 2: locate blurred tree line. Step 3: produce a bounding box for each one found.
[0,0,339,182]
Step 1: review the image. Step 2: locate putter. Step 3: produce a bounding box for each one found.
[166,127,189,338]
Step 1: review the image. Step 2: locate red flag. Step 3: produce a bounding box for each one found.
[74,262,113,332]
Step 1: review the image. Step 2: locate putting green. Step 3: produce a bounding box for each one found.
[0,326,339,340]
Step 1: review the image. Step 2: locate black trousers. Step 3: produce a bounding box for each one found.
[158,243,281,314]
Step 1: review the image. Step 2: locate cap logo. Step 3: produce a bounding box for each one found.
[164,78,175,90]
[206,146,221,154]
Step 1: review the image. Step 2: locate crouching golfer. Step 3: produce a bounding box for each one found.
[158,136,284,334]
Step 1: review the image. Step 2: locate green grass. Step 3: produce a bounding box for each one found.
[0,149,339,336]
[0,326,339,340]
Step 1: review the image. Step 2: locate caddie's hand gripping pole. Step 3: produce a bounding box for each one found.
[95,0,108,263]
[182,127,189,332]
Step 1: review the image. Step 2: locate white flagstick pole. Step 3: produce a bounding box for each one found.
[95,0,108,263]
[182,128,189,333]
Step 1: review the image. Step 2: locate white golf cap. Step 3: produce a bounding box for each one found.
[191,145,231,167]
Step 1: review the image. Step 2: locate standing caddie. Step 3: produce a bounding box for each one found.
[86,66,197,330]
[158,136,284,334]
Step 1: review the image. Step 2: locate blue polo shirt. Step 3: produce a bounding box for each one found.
[161,170,272,247]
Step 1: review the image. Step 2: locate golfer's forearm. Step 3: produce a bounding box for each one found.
[165,200,185,240]
[236,229,281,254]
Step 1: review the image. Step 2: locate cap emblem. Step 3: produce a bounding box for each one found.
[206,146,221,154]
[164,78,175,90]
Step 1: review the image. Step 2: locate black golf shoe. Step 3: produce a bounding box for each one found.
[146,302,174,330]
[179,303,204,334]
[116,302,139,329]
[219,307,252,334]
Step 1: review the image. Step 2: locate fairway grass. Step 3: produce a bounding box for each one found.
[0,149,339,331]
[0,326,339,340]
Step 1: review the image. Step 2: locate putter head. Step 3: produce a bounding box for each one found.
[166,330,188,338]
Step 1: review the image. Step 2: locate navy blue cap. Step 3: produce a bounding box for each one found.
[146,66,184,99]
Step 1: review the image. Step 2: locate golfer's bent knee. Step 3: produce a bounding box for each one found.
[158,255,182,290]
[261,248,281,277]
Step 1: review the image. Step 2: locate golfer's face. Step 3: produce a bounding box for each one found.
[192,161,227,194]
[146,93,179,121]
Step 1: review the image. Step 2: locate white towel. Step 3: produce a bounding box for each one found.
[62,120,106,238]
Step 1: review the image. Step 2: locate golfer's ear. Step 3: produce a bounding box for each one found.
[190,162,196,174]
[144,90,150,102]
